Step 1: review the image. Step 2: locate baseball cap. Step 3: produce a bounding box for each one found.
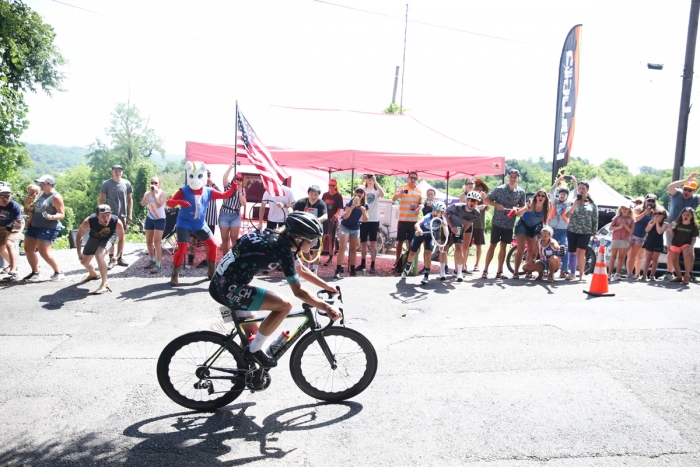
[507,168,520,176]
[35,175,56,185]
[96,204,112,214]
[354,185,366,192]
[0,183,11,194]
[111,164,123,170]
[683,181,698,190]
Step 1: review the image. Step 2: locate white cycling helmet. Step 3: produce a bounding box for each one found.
[465,191,481,202]
[432,201,446,212]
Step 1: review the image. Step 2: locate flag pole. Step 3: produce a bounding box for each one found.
[234,100,239,178]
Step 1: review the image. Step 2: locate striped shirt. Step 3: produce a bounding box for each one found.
[205,183,220,226]
[221,183,245,214]
[397,185,422,222]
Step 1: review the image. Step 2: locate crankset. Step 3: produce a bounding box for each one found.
[193,379,215,395]
[245,368,272,392]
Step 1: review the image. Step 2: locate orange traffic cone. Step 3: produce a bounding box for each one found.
[583,245,615,297]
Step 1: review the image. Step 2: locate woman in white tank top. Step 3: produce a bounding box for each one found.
[140,177,168,271]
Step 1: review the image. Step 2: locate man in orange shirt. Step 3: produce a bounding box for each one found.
[392,170,423,270]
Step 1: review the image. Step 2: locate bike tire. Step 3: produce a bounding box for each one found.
[505,246,527,274]
[157,331,247,412]
[376,232,385,256]
[584,246,595,275]
[290,327,378,402]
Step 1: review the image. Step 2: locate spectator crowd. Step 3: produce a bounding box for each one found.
[1,166,698,289]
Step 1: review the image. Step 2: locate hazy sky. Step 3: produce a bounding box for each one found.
[20,0,700,173]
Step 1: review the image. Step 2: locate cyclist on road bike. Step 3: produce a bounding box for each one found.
[210,212,342,368]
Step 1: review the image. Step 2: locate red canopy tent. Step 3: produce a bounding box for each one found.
[186,106,506,181]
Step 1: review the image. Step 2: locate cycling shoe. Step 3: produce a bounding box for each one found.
[243,348,278,368]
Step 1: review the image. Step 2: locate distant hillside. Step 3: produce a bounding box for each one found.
[21,143,184,176]
[21,143,88,177]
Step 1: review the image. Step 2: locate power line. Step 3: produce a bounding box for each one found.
[50,0,233,47]
[310,0,554,49]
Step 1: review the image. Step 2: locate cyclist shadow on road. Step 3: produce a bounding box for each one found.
[122,401,363,465]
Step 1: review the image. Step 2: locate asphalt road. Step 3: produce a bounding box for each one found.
[1,246,700,466]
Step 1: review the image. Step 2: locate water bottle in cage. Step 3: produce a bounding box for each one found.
[268,330,291,355]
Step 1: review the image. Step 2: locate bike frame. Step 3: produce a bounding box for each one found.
[203,290,344,379]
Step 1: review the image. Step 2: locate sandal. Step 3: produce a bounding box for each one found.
[670,277,683,283]
[481,271,488,279]
[81,273,100,283]
[91,283,112,295]
[525,273,533,279]
[473,266,480,272]
[495,271,503,279]
[511,273,520,279]
[547,274,554,283]
[1,272,18,282]
[682,279,690,285]
[0,266,9,274]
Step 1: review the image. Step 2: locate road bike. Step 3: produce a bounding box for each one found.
[157,286,378,412]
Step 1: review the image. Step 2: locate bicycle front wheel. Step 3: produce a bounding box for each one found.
[290,327,378,402]
[157,331,247,411]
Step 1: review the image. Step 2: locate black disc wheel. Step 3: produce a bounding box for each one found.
[290,327,378,402]
[157,331,247,411]
[584,246,595,275]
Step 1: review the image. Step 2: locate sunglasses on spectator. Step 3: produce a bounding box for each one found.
[465,182,474,185]
[355,190,364,194]
[536,194,546,198]
[654,212,666,216]
[409,176,418,180]
[683,188,694,192]
[0,195,10,199]
[329,184,337,187]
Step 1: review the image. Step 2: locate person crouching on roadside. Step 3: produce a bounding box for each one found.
[522,226,562,282]
[75,204,125,294]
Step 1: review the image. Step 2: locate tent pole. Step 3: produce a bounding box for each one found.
[445,172,450,203]
[351,169,354,190]
[234,100,239,178]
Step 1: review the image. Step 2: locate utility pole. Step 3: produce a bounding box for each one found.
[400,4,408,115]
[392,66,400,104]
[673,0,700,181]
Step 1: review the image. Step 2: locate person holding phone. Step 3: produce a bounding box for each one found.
[565,179,598,280]
[140,177,168,273]
[359,174,385,274]
[627,194,656,280]
[391,170,422,272]
[335,186,369,278]
[640,209,668,281]
[665,173,699,280]
[549,174,573,278]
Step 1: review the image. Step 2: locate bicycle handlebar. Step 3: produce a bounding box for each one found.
[315,286,344,328]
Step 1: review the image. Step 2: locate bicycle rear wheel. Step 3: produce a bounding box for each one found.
[157,331,247,411]
[290,327,378,402]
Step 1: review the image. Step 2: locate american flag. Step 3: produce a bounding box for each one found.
[237,108,288,196]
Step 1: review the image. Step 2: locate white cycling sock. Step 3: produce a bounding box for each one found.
[456,265,463,275]
[439,262,446,277]
[249,331,271,353]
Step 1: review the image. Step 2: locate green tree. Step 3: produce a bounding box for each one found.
[383,103,408,114]
[106,100,165,162]
[0,0,66,183]
[55,164,98,224]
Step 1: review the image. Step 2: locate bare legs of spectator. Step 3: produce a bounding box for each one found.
[0,240,18,274]
[626,243,643,278]
[347,237,359,275]
[484,241,507,277]
[473,243,482,271]
[24,237,60,275]
[220,225,241,256]
[512,235,527,277]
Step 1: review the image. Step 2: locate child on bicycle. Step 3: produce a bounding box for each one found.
[402,201,449,284]
[522,226,562,282]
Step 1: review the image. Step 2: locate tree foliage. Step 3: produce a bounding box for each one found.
[0,0,66,183]
[106,100,165,162]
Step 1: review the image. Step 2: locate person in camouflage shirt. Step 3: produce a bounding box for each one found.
[480,168,526,279]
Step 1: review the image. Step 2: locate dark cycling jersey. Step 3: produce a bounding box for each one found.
[210,229,301,312]
[214,229,300,285]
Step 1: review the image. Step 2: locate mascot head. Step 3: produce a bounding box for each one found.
[186,161,207,191]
